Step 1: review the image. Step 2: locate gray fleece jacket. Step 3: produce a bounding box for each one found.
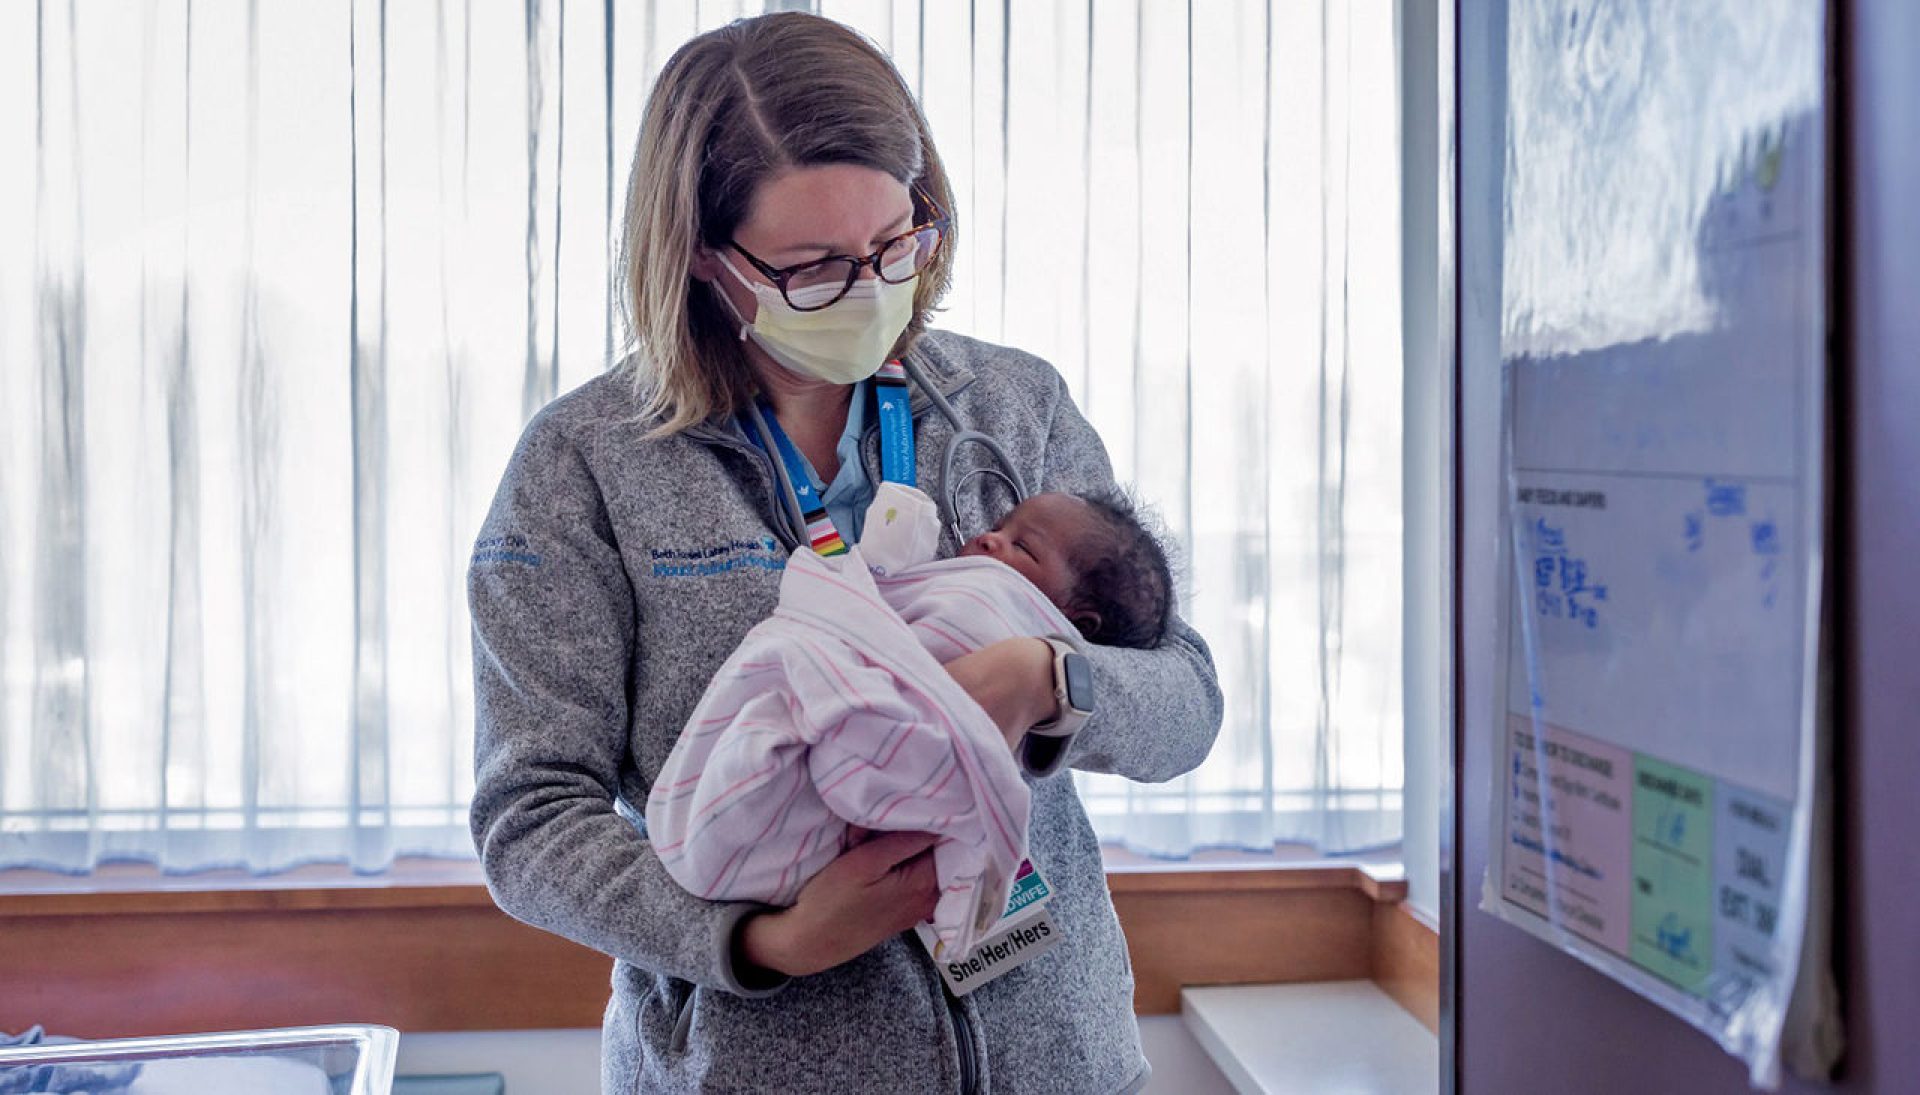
[468,330,1224,1094]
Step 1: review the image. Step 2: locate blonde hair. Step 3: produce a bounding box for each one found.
[614,13,957,435]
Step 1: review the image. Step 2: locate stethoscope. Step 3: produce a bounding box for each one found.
[743,357,1028,550]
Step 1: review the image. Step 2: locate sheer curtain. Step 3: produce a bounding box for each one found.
[0,0,1400,874]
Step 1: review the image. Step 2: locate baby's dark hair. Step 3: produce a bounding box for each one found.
[1060,488,1174,649]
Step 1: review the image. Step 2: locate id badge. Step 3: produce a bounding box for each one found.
[999,858,1052,918]
[915,859,1062,995]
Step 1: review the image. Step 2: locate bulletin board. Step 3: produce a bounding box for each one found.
[1480,2,1840,1087]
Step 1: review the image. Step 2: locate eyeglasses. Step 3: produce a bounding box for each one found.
[728,194,950,313]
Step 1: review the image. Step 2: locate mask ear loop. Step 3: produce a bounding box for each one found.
[710,252,763,341]
[941,431,1031,545]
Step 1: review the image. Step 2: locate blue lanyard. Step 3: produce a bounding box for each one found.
[873,361,916,488]
[750,361,917,555]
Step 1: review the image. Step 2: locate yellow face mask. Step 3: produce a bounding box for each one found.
[717,253,916,385]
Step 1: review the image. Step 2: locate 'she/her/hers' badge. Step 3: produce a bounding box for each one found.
[915,859,1063,996]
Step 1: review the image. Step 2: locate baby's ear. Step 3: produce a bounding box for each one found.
[1071,609,1103,642]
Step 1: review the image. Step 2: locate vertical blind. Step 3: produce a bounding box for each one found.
[0,0,1400,873]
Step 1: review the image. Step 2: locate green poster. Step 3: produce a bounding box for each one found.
[1631,755,1716,990]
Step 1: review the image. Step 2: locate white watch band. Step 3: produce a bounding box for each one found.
[1030,637,1090,733]
[1022,637,1088,778]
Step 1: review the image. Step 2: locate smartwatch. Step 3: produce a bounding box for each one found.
[1022,637,1094,777]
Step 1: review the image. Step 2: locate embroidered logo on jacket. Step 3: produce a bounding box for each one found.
[472,534,542,567]
[650,537,786,579]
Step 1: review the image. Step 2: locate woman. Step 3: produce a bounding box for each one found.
[468,13,1222,1093]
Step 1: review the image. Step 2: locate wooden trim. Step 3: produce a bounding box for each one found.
[0,902,614,1037]
[0,864,1412,1036]
[0,883,498,918]
[1370,900,1441,1034]
[1115,871,1378,1014]
[1105,862,1408,903]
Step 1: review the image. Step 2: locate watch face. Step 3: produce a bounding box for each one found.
[1061,651,1094,712]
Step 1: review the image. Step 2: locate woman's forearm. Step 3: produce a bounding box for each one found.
[943,637,1059,748]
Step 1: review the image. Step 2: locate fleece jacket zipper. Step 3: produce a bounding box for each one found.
[946,986,979,1095]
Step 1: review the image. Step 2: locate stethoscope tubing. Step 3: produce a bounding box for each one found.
[743,399,813,547]
[905,358,1031,543]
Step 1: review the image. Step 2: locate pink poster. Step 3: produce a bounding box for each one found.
[1502,715,1634,956]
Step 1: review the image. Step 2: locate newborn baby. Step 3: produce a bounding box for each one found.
[953,490,1172,650]
[647,483,1171,956]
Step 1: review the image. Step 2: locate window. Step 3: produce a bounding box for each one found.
[0,0,1401,874]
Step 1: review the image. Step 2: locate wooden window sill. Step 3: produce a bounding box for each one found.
[0,859,1433,1038]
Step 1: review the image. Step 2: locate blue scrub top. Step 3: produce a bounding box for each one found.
[813,379,877,544]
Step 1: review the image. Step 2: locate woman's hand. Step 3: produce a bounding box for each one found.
[734,830,940,979]
[944,637,1060,749]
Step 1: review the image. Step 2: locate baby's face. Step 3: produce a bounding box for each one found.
[957,493,1097,607]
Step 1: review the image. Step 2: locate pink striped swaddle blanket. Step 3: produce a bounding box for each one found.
[646,542,1077,959]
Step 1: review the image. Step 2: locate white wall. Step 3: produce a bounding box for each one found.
[1137,1015,1239,1094]
[396,1029,601,1095]
[396,1018,1232,1095]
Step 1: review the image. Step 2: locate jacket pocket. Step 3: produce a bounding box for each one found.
[666,978,697,1054]
[604,966,653,1095]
